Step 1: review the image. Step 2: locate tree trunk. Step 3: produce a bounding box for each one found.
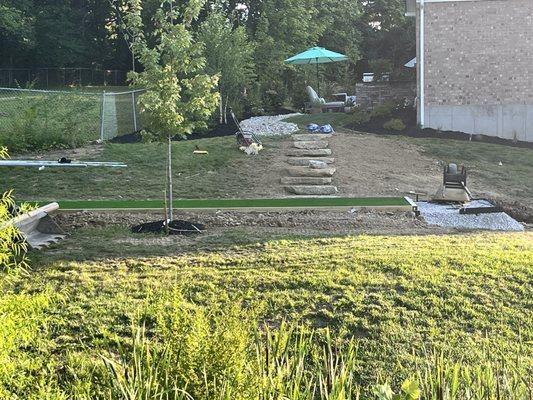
[223,95,229,125]
[167,134,173,223]
[219,90,223,124]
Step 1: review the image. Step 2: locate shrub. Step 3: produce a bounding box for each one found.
[383,118,406,131]
[371,102,397,119]
[0,147,28,272]
[350,108,371,125]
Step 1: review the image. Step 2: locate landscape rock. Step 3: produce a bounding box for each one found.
[284,185,338,195]
[292,133,330,141]
[239,114,301,136]
[280,177,333,185]
[309,160,328,169]
[293,141,329,150]
[286,157,335,166]
[286,149,332,157]
[286,167,336,177]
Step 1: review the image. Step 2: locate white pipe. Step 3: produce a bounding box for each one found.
[419,0,425,127]
[0,160,127,168]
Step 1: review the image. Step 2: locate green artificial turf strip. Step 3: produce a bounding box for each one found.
[32,197,409,210]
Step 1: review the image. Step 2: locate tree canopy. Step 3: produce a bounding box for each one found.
[0,0,415,110]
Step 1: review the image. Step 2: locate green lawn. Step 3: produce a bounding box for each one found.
[2,232,531,398]
[2,137,257,201]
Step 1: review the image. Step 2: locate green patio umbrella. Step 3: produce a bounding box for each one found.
[284,47,349,95]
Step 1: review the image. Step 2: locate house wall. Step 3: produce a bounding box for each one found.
[418,0,533,142]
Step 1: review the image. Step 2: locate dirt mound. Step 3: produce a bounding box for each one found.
[131,220,205,235]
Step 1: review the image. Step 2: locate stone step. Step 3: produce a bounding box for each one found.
[286,157,335,166]
[285,185,338,196]
[280,176,333,185]
[292,133,330,141]
[293,141,329,150]
[286,167,336,177]
[286,148,332,157]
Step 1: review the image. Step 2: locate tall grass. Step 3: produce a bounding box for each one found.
[85,294,530,400]
[0,288,530,399]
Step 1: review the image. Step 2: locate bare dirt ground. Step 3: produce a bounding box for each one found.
[327,132,442,197]
[250,131,532,222]
[52,209,454,257]
[246,132,442,199]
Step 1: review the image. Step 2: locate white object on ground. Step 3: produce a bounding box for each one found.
[240,114,301,136]
[240,142,263,155]
[417,200,524,231]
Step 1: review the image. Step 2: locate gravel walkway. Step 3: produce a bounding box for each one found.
[240,114,301,136]
[417,200,524,231]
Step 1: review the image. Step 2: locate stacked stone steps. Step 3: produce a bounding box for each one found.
[286,148,332,157]
[286,157,335,166]
[282,134,337,196]
[281,177,333,185]
[286,167,336,177]
[293,141,329,149]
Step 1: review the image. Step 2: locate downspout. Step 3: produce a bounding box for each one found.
[419,0,425,127]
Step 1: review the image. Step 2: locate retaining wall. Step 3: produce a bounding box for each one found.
[355,82,416,109]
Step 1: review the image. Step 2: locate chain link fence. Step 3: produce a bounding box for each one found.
[0,68,128,89]
[0,87,145,152]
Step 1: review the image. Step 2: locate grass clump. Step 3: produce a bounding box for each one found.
[0,92,101,152]
[383,118,406,131]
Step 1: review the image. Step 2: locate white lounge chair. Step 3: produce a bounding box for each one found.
[305,86,346,113]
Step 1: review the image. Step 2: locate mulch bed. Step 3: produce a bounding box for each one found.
[347,108,533,149]
[131,220,205,235]
[110,107,297,144]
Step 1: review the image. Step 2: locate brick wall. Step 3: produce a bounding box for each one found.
[423,0,533,106]
[355,82,416,109]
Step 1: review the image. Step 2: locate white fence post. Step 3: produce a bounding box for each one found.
[100,91,106,141]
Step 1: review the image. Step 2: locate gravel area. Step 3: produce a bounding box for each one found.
[240,114,301,136]
[417,200,524,231]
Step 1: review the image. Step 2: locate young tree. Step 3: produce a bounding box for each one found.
[124,0,219,224]
[198,11,255,123]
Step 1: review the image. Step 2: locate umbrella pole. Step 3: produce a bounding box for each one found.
[316,59,319,96]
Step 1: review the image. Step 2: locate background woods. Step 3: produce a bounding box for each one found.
[0,0,415,113]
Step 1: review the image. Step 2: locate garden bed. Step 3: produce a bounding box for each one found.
[348,107,533,149]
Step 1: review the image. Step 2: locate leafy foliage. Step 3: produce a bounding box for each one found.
[198,11,255,121]
[126,0,219,140]
[0,147,28,272]
[383,118,406,131]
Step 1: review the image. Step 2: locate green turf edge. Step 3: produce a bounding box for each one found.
[30,197,409,210]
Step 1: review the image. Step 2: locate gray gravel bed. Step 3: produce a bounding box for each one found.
[417,200,524,231]
[240,114,301,136]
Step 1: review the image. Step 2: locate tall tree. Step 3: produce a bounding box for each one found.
[358,0,416,77]
[252,0,325,110]
[198,11,255,122]
[0,1,35,66]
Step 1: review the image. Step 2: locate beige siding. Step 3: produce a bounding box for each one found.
[423,0,533,106]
